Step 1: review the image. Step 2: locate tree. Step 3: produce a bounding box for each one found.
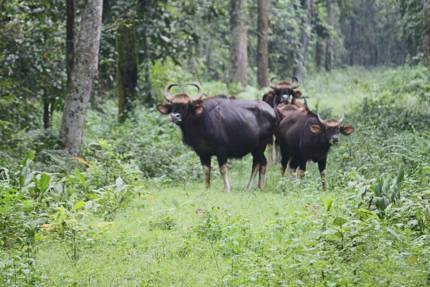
[230,0,248,87]
[423,0,430,66]
[60,0,103,155]
[325,0,335,71]
[293,0,314,80]
[117,15,138,122]
[314,0,330,71]
[257,0,269,87]
[66,0,75,89]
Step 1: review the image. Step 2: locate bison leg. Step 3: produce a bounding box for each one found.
[318,157,327,191]
[258,164,267,190]
[297,159,306,178]
[275,144,281,163]
[200,156,211,190]
[267,144,274,164]
[257,150,268,190]
[245,163,259,192]
[217,156,231,193]
[280,146,290,175]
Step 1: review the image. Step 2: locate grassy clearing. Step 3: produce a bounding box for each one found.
[36,180,327,286]
[2,67,429,286]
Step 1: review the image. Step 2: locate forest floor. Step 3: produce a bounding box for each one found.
[13,67,430,286]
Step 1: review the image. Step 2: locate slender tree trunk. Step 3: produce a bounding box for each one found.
[137,0,153,105]
[66,0,75,89]
[293,0,313,80]
[325,0,334,71]
[316,38,325,70]
[206,37,213,78]
[60,0,103,155]
[117,17,138,122]
[230,0,248,87]
[42,88,51,129]
[423,0,430,66]
[257,0,269,87]
[349,20,355,66]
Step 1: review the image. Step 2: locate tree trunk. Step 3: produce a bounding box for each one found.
[257,0,269,87]
[137,0,153,105]
[117,17,138,122]
[60,0,103,155]
[349,19,356,66]
[315,38,325,70]
[423,0,430,66]
[66,0,75,89]
[325,0,334,71]
[42,89,51,129]
[230,0,248,87]
[293,0,313,80]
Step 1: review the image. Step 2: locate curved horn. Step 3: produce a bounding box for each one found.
[164,83,179,102]
[303,97,308,109]
[270,76,278,83]
[291,76,300,89]
[338,114,345,124]
[187,83,204,101]
[317,114,326,124]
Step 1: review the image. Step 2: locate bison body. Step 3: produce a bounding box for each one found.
[180,97,275,159]
[158,85,275,192]
[276,109,353,189]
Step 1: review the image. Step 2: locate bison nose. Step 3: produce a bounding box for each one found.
[170,113,182,123]
[330,136,340,144]
[281,94,289,102]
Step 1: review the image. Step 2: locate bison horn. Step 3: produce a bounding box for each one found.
[338,114,345,124]
[187,83,204,101]
[317,114,326,124]
[164,83,179,102]
[269,76,278,89]
[270,76,278,83]
[291,76,300,89]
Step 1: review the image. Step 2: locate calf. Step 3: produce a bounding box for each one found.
[157,83,276,192]
[276,109,354,190]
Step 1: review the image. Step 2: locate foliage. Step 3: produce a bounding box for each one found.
[0,67,416,286]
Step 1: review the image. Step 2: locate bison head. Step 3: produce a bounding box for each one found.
[157,83,204,125]
[270,77,302,106]
[308,115,354,145]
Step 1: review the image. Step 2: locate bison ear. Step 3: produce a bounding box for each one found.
[340,125,354,135]
[192,100,204,115]
[309,124,322,134]
[292,90,302,98]
[157,104,171,114]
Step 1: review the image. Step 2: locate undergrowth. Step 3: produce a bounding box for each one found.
[1,66,429,286]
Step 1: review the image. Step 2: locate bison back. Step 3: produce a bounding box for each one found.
[202,98,275,158]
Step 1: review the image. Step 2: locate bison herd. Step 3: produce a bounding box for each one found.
[157,80,354,192]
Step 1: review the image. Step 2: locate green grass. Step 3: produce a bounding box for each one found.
[17,66,430,286]
[34,174,341,286]
[35,166,429,286]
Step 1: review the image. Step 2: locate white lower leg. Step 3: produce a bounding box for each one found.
[267,144,273,163]
[203,165,211,189]
[246,164,259,191]
[320,170,327,191]
[297,169,305,179]
[258,165,266,190]
[220,164,231,193]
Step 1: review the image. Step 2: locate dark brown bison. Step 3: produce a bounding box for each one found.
[262,78,308,162]
[276,109,354,190]
[157,84,276,192]
[262,77,303,108]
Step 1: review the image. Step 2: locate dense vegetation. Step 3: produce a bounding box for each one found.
[1,66,429,286]
[1,0,430,286]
